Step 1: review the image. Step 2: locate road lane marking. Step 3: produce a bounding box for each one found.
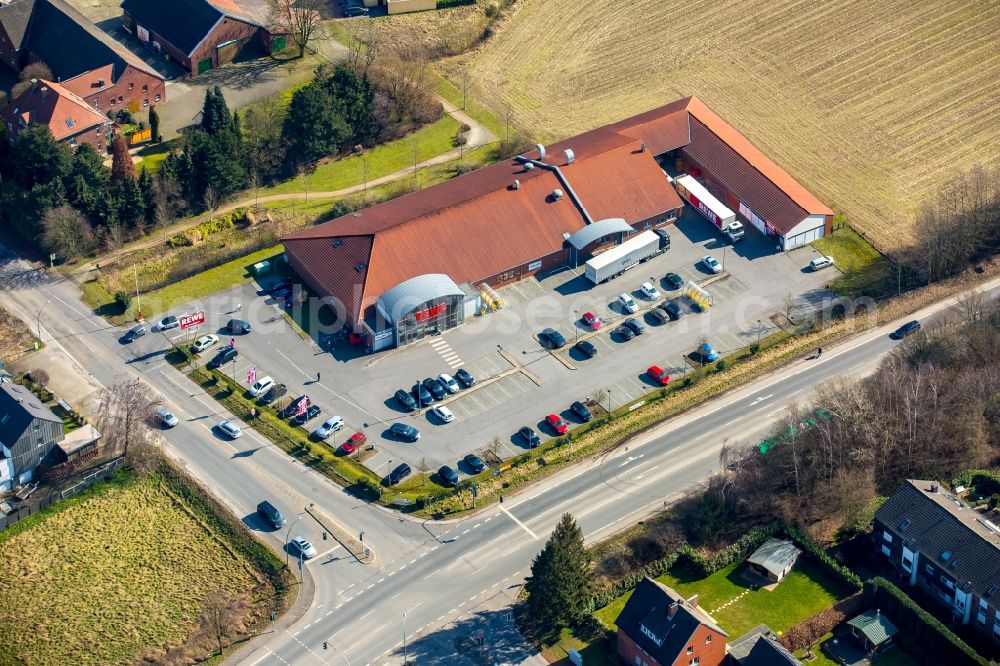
[359,609,376,620]
[423,569,440,581]
[500,504,538,539]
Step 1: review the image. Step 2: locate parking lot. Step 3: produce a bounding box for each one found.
[123,204,836,483]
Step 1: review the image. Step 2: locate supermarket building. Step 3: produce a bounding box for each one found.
[283,96,833,351]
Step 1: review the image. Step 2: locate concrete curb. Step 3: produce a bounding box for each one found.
[305,504,374,566]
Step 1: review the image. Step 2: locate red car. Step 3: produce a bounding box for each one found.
[647,365,671,386]
[340,431,366,455]
[545,414,569,435]
[581,312,602,330]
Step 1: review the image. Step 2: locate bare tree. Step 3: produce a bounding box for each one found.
[125,438,162,478]
[95,379,157,458]
[42,205,96,260]
[268,0,328,58]
[488,436,502,458]
[29,368,50,387]
[199,592,249,656]
[957,289,988,324]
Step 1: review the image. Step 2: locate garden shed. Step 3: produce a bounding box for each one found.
[746,537,801,584]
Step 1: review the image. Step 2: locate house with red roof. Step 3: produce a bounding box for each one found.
[3,78,113,152]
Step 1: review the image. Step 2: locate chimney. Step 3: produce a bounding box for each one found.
[876,608,880,617]
[39,86,48,99]
[686,594,699,607]
[535,143,546,160]
[564,148,575,165]
[552,188,564,200]
[30,78,38,90]
[641,143,647,152]
[667,601,679,619]
[930,482,939,493]
[512,179,521,190]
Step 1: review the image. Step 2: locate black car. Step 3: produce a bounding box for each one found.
[660,301,683,320]
[438,465,460,487]
[570,401,593,422]
[228,318,252,334]
[455,368,476,388]
[122,324,147,343]
[664,272,684,289]
[207,346,238,369]
[615,324,636,341]
[648,308,670,324]
[539,327,566,349]
[256,500,285,529]
[260,383,288,405]
[345,5,369,16]
[292,404,321,425]
[270,279,293,296]
[464,454,487,473]
[390,422,420,442]
[623,317,645,336]
[575,340,598,358]
[281,395,307,418]
[412,382,434,406]
[388,463,411,485]
[422,378,447,401]
[518,426,541,448]
[893,320,921,338]
[394,389,418,411]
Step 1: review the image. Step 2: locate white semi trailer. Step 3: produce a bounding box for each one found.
[584,230,668,284]
[674,174,744,243]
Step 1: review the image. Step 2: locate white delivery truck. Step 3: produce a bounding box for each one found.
[674,175,744,242]
[585,230,668,284]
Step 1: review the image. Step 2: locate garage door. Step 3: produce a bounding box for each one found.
[784,225,824,249]
[197,58,212,74]
[217,40,239,65]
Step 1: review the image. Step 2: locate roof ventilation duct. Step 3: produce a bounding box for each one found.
[535,143,546,160]
[512,179,521,190]
[524,162,535,170]
[564,148,575,165]
[641,143,647,152]
[552,189,564,200]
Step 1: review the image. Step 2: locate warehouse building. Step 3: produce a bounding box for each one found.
[283,96,832,350]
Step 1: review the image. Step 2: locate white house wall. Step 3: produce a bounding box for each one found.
[783,215,827,249]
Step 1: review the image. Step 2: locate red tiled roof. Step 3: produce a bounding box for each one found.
[283,234,373,322]
[5,79,109,141]
[60,63,114,98]
[606,96,693,155]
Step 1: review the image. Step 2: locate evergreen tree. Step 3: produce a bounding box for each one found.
[201,87,232,134]
[282,83,349,167]
[231,109,242,140]
[13,124,70,188]
[118,176,146,227]
[110,133,136,184]
[524,513,592,630]
[138,166,155,219]
[149,105,160,142]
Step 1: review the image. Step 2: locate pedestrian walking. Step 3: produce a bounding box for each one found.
[234,302,242,312]
[817,347,823,358]
[316,371,321,382]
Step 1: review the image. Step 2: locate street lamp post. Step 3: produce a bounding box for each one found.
[574,310,579,343]
[284,514,303,566]
[402,612,408,665]
[607,387,612,415]
[756,319,764,346]
[722,245,727,272]
[36,299,51,342]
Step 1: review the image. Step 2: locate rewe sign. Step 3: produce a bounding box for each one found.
[179,311,206,329]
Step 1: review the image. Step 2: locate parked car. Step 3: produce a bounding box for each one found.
[575,340,598,358]
[290,536,317,559]
[256,500,285,529]
[156,405,178,427]
[270,279,293,297]
[123,324,147,343]
[217,419,242,439]
[227,318,252,335]
[313,416,344,440]
[248,376,274,398]
[660,301,683,320]
[340,431,366,455]
[570,401,593,422]
[618,292,638,314]
[153,315,179,332]
[664,272,684,289]
[412,382,434,406]
[395,389,418,411]
[648,308,670,324]
[431,405,455,423]
[260,383,287,405]
[191,334,219,353]
[390,422,420,442]
[699,342,719,362]
[438,465,460,487]
[455,368,476,388]
[582,312,602,329]
[615,324,636,341]
[388,463,412,485]
[646,365,671,385]
[437,373,460,394]
[623,317,645,336]
[464,454,487,473]
[208,346,238,369]
[640,282,661,300]
[292,404,321,425]
[518,426,541,448]
[701,255,722,274]
[281,395,307,418]
[344,5,369,15]
[809,255,835,271]
[422,377,446,401]
[545,414,569,435]
[539,328,566,349]
[893,320,922,338]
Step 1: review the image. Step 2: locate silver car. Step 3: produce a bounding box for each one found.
[217,419,242,439]
[156,406,178,427]
[313,416,344,440]
[291,536,317,559]
[437,373,460,394]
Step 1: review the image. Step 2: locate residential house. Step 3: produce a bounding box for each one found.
[615,577,729,666]
[874,479,1000,645]
[120,0,283,75]
[0,0,165,111]
[0,383,64,492]
[746,538,801,584]
[2,78,113,151]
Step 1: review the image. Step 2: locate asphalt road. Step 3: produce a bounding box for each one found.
[2,244,996,666]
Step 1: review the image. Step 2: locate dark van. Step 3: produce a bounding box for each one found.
[256,501,285,529]
[893,320,921,339]
[388,463,412,485]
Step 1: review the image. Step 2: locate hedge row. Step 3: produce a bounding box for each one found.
[437,0,475,7]
[864,577,988,666]
[677,522,782,577]
[951,469,1000,498]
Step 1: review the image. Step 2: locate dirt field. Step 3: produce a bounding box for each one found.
[0,305,35,365]
[455,0,1000,252]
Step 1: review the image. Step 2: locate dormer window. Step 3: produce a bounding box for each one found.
[639,624,663,647]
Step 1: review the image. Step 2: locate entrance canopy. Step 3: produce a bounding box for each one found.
[566,218,634,250]
[377,273,464,324]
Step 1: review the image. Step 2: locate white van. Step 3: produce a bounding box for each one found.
[248,376,275,398]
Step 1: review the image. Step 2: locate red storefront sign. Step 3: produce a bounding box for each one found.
[414,303,447,322]
[179,311,206,329]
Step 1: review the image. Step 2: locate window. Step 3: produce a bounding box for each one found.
[687,646,693,654]
[689,659,700,666]
[128,82,134,90]
[117,96,123,103]
[154,94,161,102]
[902,556,913,572]
[110,97,116,105]
[883,531,893,542]
[940,576,954,589]
[978,611,987,626]
[94,99,100,109]
[69,137,76,146]
[143,99,149,108]
[142,84,148,93]
[65,118,75,128]
[925,563,934,575]
[705,635,712,644]
[881,544,891,557]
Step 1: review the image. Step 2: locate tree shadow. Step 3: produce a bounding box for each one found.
[390,606,537,666]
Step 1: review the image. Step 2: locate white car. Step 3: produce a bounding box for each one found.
[618,293,638,314]
[217,419,242,439]
[701,255,722,274]
[639,282,661,300]
[437,373,460,394]
[153,315,179,332]
[248,376,275,398]
[156,405,178,428]
[290,536,318,559]
[191,334,219,353]
[313,416,344,440]
[810,255,835,271]
[431,405,455,423]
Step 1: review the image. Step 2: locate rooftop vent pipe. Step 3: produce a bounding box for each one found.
[515,154,593,224]
[524,162,535,171]
[564,148,575,165]
[641,143,647,153]
[552,189,563,200]
[535,143,546,160]
[512,179,521,190]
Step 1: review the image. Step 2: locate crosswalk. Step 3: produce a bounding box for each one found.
[429,336,463,369]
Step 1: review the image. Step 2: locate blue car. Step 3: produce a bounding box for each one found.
[699,342,719,362]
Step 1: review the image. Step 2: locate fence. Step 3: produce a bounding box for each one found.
[128,128,152,145]
[0,456,125,532]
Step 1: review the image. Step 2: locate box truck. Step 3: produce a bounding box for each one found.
[674,175,744,242]
[585,230,669,284]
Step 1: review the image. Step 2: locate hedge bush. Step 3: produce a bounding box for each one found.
[864,577,988,666]
[437,0,475,7]
[952,469,1000,498]
[778,593,864,652]
[679,522,782,576]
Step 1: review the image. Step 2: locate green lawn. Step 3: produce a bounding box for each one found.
[136,139,181,175]
[796,633,918,666]
[259,114,461,197]
[432,72,505,139]
[595,558,853,639]
[540,627,617,666]
[811,224,892,298]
